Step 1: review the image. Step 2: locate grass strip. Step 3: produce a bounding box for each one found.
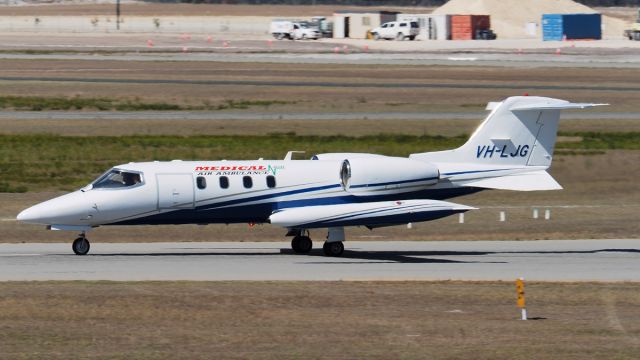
[0,132,637,192]
[0,96,291,111]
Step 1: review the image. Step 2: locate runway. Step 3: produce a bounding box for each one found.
[1,240,638,281]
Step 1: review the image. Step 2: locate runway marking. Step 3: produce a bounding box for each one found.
[1,218,16,221]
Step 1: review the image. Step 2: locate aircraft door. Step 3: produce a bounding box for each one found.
[156,174,195,209]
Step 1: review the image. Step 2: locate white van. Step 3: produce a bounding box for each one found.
[371,21,420,41]
[270,20,322,40]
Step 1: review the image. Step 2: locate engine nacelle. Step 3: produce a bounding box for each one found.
[339,156,439,196]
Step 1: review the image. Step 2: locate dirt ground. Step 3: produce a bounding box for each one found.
[1,281,639,359]
[2,59,640,113]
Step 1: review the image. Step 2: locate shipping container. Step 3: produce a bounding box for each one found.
[542,13,601,41]
[450,15,490,40]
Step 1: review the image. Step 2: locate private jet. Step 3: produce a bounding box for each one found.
[17,96,603,256]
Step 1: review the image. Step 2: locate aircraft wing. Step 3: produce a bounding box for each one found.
[269,199,475,229]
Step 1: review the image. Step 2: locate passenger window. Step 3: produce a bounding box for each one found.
[93,169,142,189]
[219,176,229,189]
[400,23,407,27]
[196,176,207,190]
[382,23,388,28]
[411,22,419,28]
[389,23,395,28]
[243,176,253,189]
[266,175,276,188]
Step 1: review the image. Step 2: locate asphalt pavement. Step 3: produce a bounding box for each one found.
[1,240,638,281]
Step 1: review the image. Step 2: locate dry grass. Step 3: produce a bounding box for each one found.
[0,281,639,359]
[1,118,638,137]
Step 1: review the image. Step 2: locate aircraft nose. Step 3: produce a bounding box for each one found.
[17,205,44,224]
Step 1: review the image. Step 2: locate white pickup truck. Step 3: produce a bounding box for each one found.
[371,21,420,41]
[270,20,321,40]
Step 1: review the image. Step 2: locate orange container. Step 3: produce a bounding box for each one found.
[450,15,490,40]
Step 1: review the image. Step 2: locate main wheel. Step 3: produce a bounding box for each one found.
[72,237,90,255]
[291,236,312,253]
[323,241,344,257]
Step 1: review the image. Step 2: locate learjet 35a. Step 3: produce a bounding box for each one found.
[17,96,603,256]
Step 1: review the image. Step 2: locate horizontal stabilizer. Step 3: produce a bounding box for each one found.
[270,200,475,228]
[459,171,562,191]
[510,102,607,111]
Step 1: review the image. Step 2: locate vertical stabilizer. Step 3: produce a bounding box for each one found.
[411,96,605,169]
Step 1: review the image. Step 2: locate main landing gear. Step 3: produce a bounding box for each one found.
[288,228,345,257]
[72,233,90,255]
[291,233,313,254]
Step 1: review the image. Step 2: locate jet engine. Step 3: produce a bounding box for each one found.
[332,156,439,196]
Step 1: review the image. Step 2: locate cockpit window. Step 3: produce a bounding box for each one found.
[92,169,143,189]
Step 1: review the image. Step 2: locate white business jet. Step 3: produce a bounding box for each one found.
[17,96,603,256]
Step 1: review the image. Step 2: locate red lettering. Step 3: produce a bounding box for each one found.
[258,165,267,170]
[238,166,248,170]
[220,166,231,171]
[195,166,209,171]
[211,166,219,171]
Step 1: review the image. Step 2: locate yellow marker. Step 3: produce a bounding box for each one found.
[516,277,527,320]
[516,278,525,308]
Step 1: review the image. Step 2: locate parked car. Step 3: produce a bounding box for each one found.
[270,20,321,40]
[371,21,420,41]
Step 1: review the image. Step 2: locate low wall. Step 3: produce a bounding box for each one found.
[0,16,302,34]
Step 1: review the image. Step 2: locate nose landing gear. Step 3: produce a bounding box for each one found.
[72,234,90,255]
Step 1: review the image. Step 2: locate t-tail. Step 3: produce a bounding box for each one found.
[410,96,606,191]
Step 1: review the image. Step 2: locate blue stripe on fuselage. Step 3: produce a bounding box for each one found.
[109,186,483,226]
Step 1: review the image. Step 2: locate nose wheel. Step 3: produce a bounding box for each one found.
[72,236,90,255]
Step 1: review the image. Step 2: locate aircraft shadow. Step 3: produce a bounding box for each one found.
[79,248,639,265]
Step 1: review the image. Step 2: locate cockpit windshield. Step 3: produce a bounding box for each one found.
[92,169,143,189]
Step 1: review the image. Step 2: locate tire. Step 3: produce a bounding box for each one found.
[292,236,312,253]
[72,237,90,255]
[409,36,416,41]
[323,241,344,257]
[396,33,405,41]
